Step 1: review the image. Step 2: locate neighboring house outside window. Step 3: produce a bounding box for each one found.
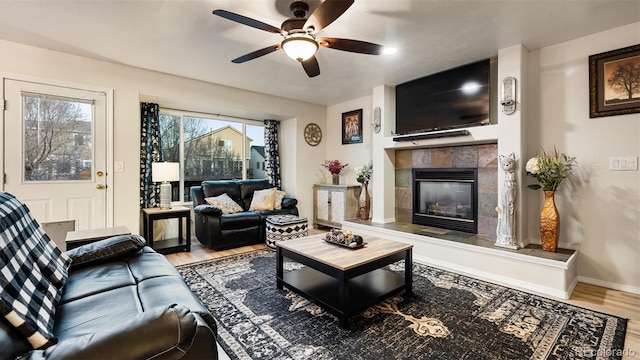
[158,111,265,202]
[248,146,266,180]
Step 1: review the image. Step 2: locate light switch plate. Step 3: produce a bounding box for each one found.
[609,156,638,171]
[114,161,125,172]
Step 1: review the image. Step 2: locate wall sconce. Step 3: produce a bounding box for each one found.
[152,162,179,210]
[500,77,517,115]
[373,106,381,133]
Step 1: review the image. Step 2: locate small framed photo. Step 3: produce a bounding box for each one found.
[589,44,640,118]
[342,109,363,144]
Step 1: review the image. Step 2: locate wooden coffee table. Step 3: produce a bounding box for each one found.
[276,233,413,327]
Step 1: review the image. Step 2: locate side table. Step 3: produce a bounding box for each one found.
[142,206,191,254]
[65,226,131,250]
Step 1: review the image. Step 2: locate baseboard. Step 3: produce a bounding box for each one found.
[413,254,575,300]
[578,276,640,295]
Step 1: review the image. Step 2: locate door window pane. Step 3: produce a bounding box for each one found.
[22,94,93,181]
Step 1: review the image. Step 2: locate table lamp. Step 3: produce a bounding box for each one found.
[152,162,179,210]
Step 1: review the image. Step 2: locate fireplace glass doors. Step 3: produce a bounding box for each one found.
[413,168,478,233]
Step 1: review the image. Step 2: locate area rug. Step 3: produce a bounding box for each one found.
[176,250,627,360]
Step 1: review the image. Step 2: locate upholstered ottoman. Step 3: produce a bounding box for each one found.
[265,214,308,250]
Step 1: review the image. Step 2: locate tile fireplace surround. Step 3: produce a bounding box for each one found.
[394,143,498,238]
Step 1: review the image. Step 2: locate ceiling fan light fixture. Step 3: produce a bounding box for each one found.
[282,35,318,62]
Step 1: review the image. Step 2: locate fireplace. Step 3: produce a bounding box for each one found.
[412,168,478,233]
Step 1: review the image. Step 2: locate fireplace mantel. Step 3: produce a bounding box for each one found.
[383,124,499,150]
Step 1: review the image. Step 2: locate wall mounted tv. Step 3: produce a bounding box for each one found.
[395,59,491,136]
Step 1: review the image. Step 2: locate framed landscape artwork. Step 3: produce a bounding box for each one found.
[342,109,363,144]
[589,43,640,118]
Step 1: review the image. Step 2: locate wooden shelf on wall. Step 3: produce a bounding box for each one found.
[383,124,499,150]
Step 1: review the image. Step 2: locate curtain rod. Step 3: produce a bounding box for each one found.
[159,106,270,123]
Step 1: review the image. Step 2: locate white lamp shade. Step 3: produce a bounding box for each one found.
[282,36,318,62]
[152,162,179,182]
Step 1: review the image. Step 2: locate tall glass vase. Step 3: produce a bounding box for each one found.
[359,182,370,220]
[332,173,340,185]
[540,190,559,252]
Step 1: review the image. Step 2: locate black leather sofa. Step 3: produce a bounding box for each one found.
[1,235,218,360]
[191,179,299,250]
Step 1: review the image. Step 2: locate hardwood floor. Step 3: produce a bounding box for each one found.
[166,236,640,359]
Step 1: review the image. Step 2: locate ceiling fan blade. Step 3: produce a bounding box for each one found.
[301,56,320,77]
[231,44,281,63]
[319,37,383,55]
[213,9,283,34]
[304,0,354,33]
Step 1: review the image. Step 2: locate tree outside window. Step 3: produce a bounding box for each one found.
[23,96,93,181]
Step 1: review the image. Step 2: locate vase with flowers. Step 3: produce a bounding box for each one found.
[322,160,348,185]
[354,162,373,220]
[526,148,576,252]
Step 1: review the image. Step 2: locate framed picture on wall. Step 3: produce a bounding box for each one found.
[342,109,363,144]
[589,43,640,118]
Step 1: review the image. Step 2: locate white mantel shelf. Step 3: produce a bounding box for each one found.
[383,124,499,150]
[342,220,578,299]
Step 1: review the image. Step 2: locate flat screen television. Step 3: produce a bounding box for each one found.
[395,59,491,135]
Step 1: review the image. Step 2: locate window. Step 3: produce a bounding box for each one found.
[216,139,232,150]
[158,110,265,202]
[21,93,94,181]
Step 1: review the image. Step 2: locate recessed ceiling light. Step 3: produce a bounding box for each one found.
[382,47,397,55]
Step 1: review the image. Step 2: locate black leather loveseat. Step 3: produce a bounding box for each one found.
[1,234,218,360]
[191,179,299,250]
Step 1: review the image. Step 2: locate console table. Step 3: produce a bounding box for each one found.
[65,226,131,250]
[313,184,359,229]
[142,206,191,254]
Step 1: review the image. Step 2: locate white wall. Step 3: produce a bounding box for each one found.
[497,44,529,248]
[325,96,374,184]
[531,22,640,292]
[0,40,326,233]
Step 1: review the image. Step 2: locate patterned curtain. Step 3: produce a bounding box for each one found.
[263,119,281,189]
[140,102,163,208]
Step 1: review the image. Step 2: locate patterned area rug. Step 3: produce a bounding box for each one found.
[177,250,627,360]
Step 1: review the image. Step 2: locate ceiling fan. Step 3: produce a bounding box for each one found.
[212,0,383,77]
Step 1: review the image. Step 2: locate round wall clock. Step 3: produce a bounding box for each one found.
[304,123,322,146]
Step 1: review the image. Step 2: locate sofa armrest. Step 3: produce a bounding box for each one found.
[65,235,146,270]
[281,197,298,208]
[194,204,223,216]
[22,304,197,360]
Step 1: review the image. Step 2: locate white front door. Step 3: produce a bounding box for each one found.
[2,78,110,231]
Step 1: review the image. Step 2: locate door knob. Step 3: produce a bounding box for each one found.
[96,184,107,190]
[97,171,104,177]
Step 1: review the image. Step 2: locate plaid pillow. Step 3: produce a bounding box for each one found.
[0,192,71,349]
